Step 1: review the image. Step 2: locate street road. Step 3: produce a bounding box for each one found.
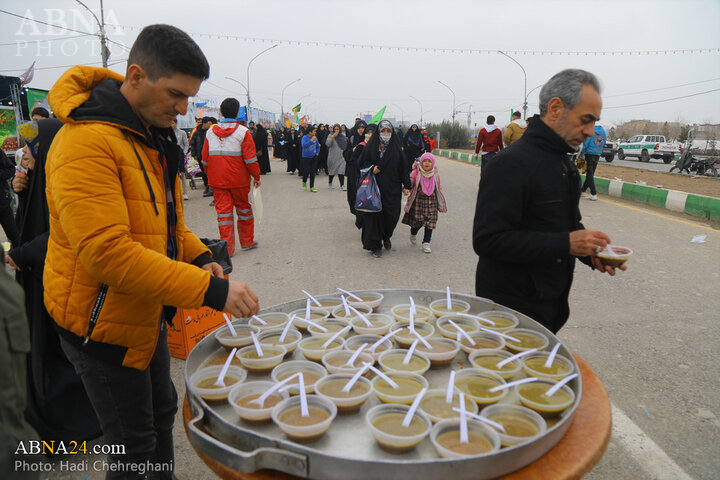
[604,156,679,172]
[41,153,718,479]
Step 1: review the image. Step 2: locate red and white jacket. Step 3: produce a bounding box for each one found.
[202,121,260,189]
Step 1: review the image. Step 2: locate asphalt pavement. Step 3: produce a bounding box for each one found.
[32,153,720,479]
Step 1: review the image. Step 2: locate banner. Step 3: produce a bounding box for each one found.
[0,107,18,151]
[26,88,49,113]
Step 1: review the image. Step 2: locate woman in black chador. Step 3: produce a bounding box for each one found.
[254,124,271,174]
[403,124,425,166]
[358,120,411,258]
[345,120,368,214]
[8,119,101,443]
[285,127,300,174]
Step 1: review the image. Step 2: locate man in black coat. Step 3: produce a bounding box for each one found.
[190,116,214,196]
[473,69,626,334]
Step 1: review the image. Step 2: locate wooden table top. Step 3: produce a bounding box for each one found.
[183,354,611,480]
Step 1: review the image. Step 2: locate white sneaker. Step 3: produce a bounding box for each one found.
[422,242,432,253]
[340,185,347,191]
[328,183,335,189]
[183,193,189,200]
[588,195,598,201]
[410,234,417,245]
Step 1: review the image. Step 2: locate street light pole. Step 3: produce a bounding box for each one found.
[281,78,301,120]
[74,0,108,67]
[498,50,528,119]
[437,81,456,123]
[392,103,405,124]
[225,76,248,95]
[524,84,544,117]
[409,95,423,126]
[246,44,279,113]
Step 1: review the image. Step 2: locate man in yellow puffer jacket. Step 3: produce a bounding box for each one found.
[45,25,259,479]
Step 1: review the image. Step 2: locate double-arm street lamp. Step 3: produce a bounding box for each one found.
[409,95,423,126]
[281,78,301,119]
[498,50,528,119]
[437,80,456,123]
[246,44,279,111]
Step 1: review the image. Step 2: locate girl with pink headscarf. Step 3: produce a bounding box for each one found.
[401,152,447,253]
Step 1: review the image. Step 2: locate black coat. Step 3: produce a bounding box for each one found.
[254,126,271,174]
[472,115,592,333]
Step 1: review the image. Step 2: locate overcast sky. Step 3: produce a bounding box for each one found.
[2,0,719,128]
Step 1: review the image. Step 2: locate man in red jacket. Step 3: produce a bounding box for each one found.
[474,115,504,168]
[202,98,260,255]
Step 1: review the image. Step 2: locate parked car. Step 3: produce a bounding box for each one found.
[617,135,682,164]
[602,141,617,162]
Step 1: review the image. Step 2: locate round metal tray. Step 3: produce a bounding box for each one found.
[185,289,581,480]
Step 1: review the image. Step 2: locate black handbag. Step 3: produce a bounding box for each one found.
[199,238,233,275]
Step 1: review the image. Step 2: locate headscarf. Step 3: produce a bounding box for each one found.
[417,152,436,196]
[365,120,401,165]
[404,124,423,147]
[331,123,347,150]
[349,120,367,148]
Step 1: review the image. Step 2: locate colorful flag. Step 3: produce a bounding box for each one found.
[292,103,302,115]
[19,61,35,85]
[369,106,386,125]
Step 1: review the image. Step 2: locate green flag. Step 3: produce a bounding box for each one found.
[369,105,386,125]
[292,103,302,114]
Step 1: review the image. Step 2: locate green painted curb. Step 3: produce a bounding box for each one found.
[685,194,720,222]
[621,183,669,208]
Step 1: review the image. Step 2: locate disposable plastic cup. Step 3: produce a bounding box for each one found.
[321,350,374,375]
[371,372,429,405]
[235,345,286,374]
[189,365,247,402]
[248,312,291,331]
[521,351,575,381]
[457,330,506,354]
[430,418,501,458]
[390,304,435,323]
[429,299,471,318]
[415,337,460,368]
[480,404,547,447]
[297,337,345,362]
[453,369,507,406]
[307,318,351,338]
[272,394,337,443]
[435,314,480,339]
[215,323,260,350]
[332,303,372,322]
[515,378,575,417]
[350,313,393,336]
[393,321,435,348]
[418,388,479,424]
[313,295,344,315]
[288,308,330,331]
[347,291,384,311]
[227,381,289,424]
[257,328,302,356]
[344,334,392,362]
[504,328,549,353]
[366,403,431,453]
[596,245,633,268]
[474,310,519,333]
[378,349,431,375]
[468,349,523,380]
[270,360,327,394]
[315,374,373,414]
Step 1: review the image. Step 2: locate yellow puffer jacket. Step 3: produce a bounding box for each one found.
[503,120,527,147]
[45,66,220,370]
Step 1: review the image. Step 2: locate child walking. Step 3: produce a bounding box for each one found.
[402,152,447,253]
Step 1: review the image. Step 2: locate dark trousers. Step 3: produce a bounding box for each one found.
[59,323,177,480]
[0,202,20,247]
[301,157,318,187]
[197,159,209,187]
[328,174,344,186]
[480,151,497,169]
[410,226,433,243]
[581,154,599,195]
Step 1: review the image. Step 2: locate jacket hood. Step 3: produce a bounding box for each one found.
[484,124,498,133]
[48,66,148,140]
[512,119,527,128]
[212,121,241,138]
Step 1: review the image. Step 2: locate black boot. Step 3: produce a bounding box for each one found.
[203,186,212,197]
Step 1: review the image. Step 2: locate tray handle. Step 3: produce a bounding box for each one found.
[187,397,308,477]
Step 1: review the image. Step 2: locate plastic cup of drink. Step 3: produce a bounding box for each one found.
[288,308,330,331]
[347,291,384,311]
[315,373,373,414]
[344,334,392,362]
[390,304,435,323]
[297,337,345,362]
[480,404,547,447]
[418,388,479,424]
[429,299,471,318]
[349,313,393,336]
[235,345,286,374]
[474,310,519,333]
[366,403,431,453]
[332,303,372,322]
[321,350,374,375]
[271,360,327,394]
[435,314,480,339]
[378,349,431,375]
[415,337,460,368]
[393,321,435,348]
[521,351,575,381]
[248,312,290,331]
[453,369,507,406]
[430,418,501,458]
[457,330,506,354]
[515,378,576,417]
[468,349,523,379]
[257,328,302,356]
[504,328,549,354]
[371,372,429,405]
[272,394,337,443]
[215,323,260,350]
[190,365,247,402]
[228,381,289,424]
[307,318,351,338]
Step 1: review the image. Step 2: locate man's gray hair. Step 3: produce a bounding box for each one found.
[539,69,601,116]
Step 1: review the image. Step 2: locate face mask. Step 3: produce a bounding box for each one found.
[380,133,391,143]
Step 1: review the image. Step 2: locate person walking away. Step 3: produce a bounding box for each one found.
[580,123,606,201]
[403,124,425,167]
[473,68,626,334]
[317,124,329,175]
[345,120,367,213]
[503,111,527,146]
[190,116,214,196]
[286,127,300,174]
[402,152,447,253]
[0,244,41,480]
[0,149,19,248]
[474,115,504,167]
[300,126,321,192]
[358,120,411,257]
[7,119,101,445]
[203,98,261,254]
[171,117,190,200]
[326,124,348,189]
[44,25,260,479]
[254,124,271,175]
